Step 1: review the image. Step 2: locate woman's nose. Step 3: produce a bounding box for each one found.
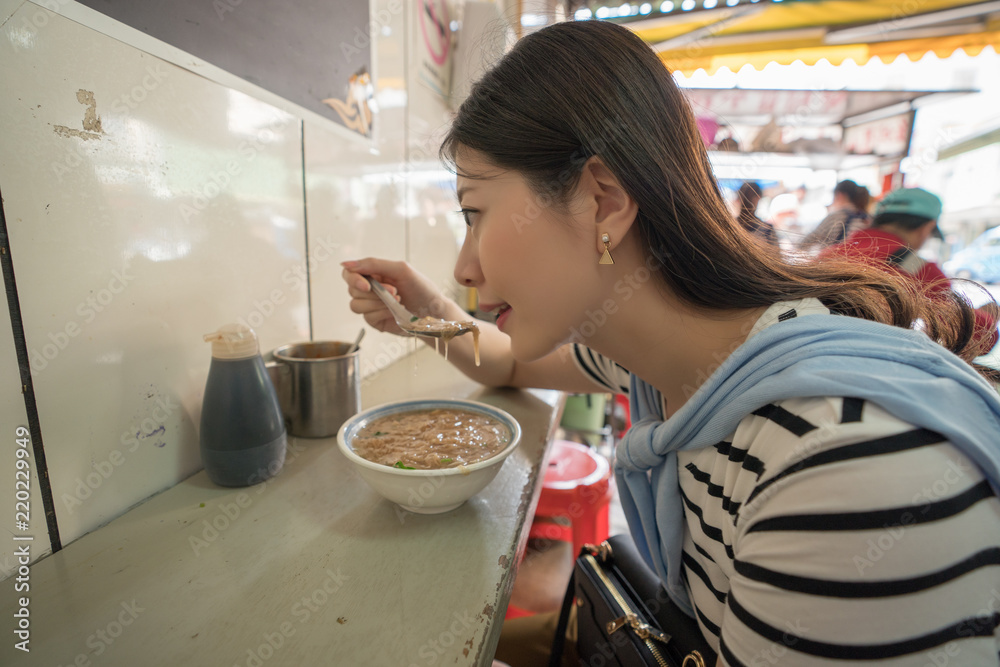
[453,231,483,288]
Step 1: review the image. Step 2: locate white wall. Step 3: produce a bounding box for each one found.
[0,0,471,569]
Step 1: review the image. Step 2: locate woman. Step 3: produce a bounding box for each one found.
[735,181,779,249]
[343,19,1000,666]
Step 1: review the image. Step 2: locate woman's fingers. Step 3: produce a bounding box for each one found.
[341,264,403,299]
[348,298,400,333]
[342,261,410,335]
[341,258,409,286]
[341,257,456,330]
[342,274,399,307]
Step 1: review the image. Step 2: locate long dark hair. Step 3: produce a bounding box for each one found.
[442,19,997,379]
[736,181,763,227]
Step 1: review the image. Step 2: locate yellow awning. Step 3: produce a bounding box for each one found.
[618,0,1000,75]
[662,29,1000,74]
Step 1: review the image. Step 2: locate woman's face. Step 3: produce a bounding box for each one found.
[453,148,601,361]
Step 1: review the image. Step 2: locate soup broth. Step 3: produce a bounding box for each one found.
[353,408,510,470]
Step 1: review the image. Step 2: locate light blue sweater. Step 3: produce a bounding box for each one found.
[614,313,1000,617]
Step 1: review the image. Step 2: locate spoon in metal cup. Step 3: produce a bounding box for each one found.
[346,328,365,354]
[362,275,477,340]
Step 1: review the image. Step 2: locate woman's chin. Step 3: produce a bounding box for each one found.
[509,334,565,364]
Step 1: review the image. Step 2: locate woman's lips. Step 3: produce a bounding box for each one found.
[495,305,512,331]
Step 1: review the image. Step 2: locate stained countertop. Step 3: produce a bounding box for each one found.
[0,348,565,666]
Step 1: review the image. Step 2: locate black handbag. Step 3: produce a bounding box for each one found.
[549,534,717,667]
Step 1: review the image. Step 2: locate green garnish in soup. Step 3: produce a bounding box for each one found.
[393,461,415,470]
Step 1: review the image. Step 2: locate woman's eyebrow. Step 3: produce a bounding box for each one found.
[456,186,476,203]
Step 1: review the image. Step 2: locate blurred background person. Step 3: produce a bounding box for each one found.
[800,179,871,252]
[821,187,998,355]
[735,181,779,249]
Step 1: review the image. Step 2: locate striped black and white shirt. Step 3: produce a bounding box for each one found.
[572,299,1000,665]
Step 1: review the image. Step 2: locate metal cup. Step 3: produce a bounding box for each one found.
[265,341,361,438]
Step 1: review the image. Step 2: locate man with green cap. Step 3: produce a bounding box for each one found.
[822,187,998,352]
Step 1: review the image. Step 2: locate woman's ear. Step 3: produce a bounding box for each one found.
[576,156,638,251]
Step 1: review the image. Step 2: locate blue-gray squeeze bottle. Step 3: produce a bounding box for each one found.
[200,324,286,487]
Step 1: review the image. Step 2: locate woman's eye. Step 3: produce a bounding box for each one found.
[458,208,479,227]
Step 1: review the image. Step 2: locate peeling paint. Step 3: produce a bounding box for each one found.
[77,89,104,133]
[53,89,105,140]
[498,554,509,569]
[52,125,101,140]
[481,603,493,619]
[472,628,489,665]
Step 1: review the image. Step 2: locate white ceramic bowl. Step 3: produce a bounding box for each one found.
[337,399,522,514]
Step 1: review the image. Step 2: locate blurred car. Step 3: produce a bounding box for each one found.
[943,226,1000,284]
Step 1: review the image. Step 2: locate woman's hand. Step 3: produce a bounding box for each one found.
[342,258,599,393]
[341,258,463,336]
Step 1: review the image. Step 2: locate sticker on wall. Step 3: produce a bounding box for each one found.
[322,67,374,137]
[418,0,453,99]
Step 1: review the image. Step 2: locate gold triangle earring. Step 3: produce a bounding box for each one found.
[599,233,615,265]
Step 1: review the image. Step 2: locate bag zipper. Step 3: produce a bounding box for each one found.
[582,553,671,667]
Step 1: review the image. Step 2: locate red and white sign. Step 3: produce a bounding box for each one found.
[843,114,912,157]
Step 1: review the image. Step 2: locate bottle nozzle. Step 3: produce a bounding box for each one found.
[205,323,259,359]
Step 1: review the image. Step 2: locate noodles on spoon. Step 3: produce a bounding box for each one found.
[403,317,480,366]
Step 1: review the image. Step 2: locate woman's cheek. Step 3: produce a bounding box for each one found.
[479,227,515,277]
